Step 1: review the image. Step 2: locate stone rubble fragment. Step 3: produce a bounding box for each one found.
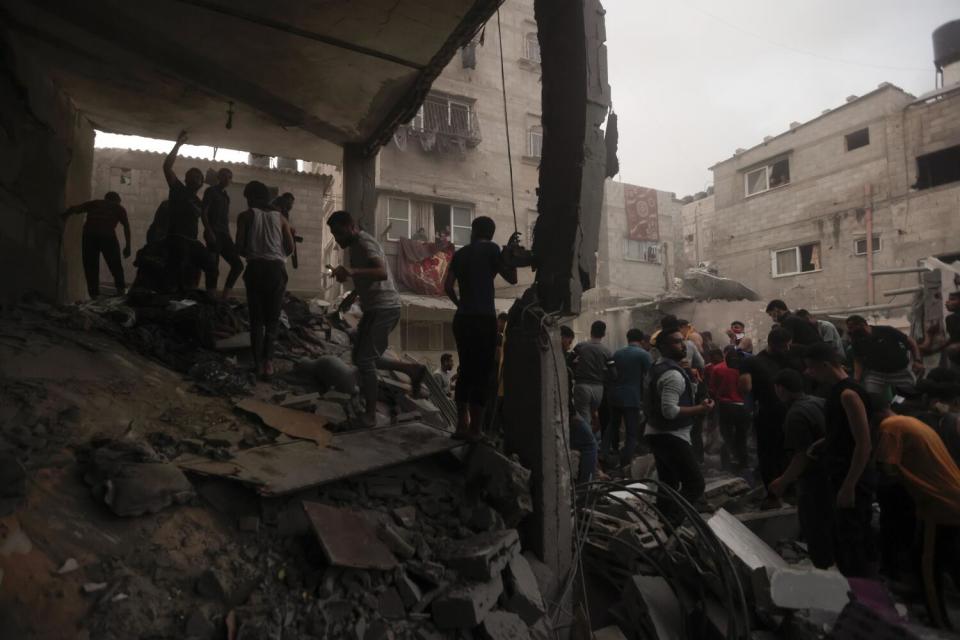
[438,529,520,581]
[481,611,533,640]
[431,576,504,629]
[503,554,546,624]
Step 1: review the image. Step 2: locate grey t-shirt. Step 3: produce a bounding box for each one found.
[573,340,613,385]
[350,230,400,310]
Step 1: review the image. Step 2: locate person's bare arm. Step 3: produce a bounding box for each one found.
[333,256,387,284]
[235,209,250,255]
[163,131,188,188]
[497,250,518,285]
[280,216,295,256]
[443,268,459,308]
[853,358,863,382]
[769,451,808,497]
[837,389,872,508]
[907,336,925,373]
[120,209,132,257]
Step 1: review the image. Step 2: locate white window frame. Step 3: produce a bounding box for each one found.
[524,33,541,63]
[771,242,821,277]
[386,197,412,241]
[853,235,881,256]
[527,128,543,158]
[448,100,472,129]
[744,157,790,197]
[451,205,473,247]
[410,106,424,131]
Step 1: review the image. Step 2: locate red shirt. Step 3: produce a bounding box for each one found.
[79,200,128,236]
[708,361,744,404]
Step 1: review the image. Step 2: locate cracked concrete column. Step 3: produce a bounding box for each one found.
[342,143,378,234]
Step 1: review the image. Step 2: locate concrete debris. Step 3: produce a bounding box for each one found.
[83,582,108,593]
[431,576,504,629]
[769,567,850,613]
[378,587,407,620]
[622,575,683,640]
[707,508,788,609]
[480,611,532,640]
[437,529,520,580]
[0,452,27,517]
[185,607,216,639]
[195,568,229,601]
[294,355,359,395]
[0,523,32,557]
[593,625,629,640]
[464,446,533,527]
[392,505,417,528]
[56,558,80,574]
[503,554,546,624]
[397,572,424,609]
[235,398,332,447]
[736,507,800,548]
[378,522,416,560]
[303,501,398,570]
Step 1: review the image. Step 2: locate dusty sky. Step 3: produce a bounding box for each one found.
[603,0,958,196]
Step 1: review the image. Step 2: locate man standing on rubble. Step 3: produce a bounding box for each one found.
[739,328,804,507]
[202,168,244,298]
[602,329,652,472]
[645,321,713,517]
[235,181,295,379]
[846,315,923,396]
[766,299,822,346]
[163,131,215,292]
[328,210,428,428]
[571,321,614,428]
[62,191,132,298]
[443,216,518,440]
[803,342,876,577]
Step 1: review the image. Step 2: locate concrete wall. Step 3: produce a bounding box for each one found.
[372,0,540,300]
[90,148,340,295]
[1,30,94,306]
[597,180,680,300]
[687,84,960,314]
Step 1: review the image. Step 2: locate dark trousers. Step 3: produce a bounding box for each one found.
[646,433,705,520]
[82,232,125,297]
[755,408,787,488]
[165,235,209,292]
[876,481,916,578]
[452,314,498,407]
[205,231,244,292]
[797,475,836,569]
[718,403,750,469]
[833,480,876,578]
[243,260,287,366]
[570,415,598,485]
[602,405,643,468]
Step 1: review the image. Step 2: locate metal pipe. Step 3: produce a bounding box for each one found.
[865,184,875,305]
[882,286,923,297]
[813,301,913,316]
[871,266,932,275]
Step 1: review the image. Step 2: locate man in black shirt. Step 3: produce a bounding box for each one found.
[766,299,821,346]
[163,131,214,292]
[738,327,803,505]
[846,315,922,396]
[920,291,960,368]
[803,342,875,578]
[444,216,517,441]
[202,167,244,298]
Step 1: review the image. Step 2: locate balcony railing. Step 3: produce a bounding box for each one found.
[407,97,482,149]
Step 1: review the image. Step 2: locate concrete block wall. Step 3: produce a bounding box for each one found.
[1,30,94,305]
[374,0,540,298]
[90,148,340,295]
[687,84,960,312]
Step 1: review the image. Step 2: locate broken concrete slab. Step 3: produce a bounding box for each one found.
[769,567,850,613]
[480,611,531,640]
[438,529,520,581]
[707,508,788,609]
[503,554,546,624]
[235,398,332,447]
[378,587,406,620]
[397,572,423,609]
[431,576,503,629]
[178,422,462,496]
[303,502,398,570]
[736,507,800,548]
[214,332,252,351]
[392,505,417,528]
[101,462,194,517]
[378,522,416,560]
[464,446,532,527]
[593,625,628,640]
[623,575,683,640]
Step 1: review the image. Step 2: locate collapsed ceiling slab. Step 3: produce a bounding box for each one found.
[0,0,501,164]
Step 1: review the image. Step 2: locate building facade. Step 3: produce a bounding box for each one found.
[682,81,960,315]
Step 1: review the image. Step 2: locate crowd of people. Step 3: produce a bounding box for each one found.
[560,299,960,608]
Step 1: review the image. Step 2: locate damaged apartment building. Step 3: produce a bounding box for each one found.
[681,20,960,325]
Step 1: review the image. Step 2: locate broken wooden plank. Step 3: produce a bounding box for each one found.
[303,502,398,570]
[177,422,462,496]
[235,398,332,447]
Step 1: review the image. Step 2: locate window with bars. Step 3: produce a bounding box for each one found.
[527,127,543,158]
[524,33,541,63]
[854,235,881,255]
[772,242,820,276]
[407,95,480,144]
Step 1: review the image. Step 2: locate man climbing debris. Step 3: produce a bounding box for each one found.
[327,210,428,428]
[62,191,132,298]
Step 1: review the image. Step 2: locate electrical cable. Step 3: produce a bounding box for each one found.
[495,9,520,236]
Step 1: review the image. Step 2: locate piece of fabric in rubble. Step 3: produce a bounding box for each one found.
[395,238,455,295]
